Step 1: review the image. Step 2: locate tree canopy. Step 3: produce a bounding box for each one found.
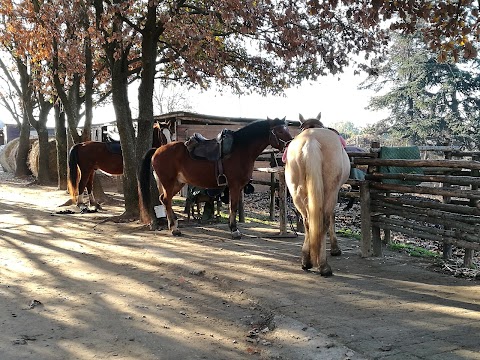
[361,32,480,149]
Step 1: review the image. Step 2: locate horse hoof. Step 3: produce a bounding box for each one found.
[331,248,342,256]
[319,265,333,277]
[301,262,313,271]
[172,229,182,236]
[231,230,242,239]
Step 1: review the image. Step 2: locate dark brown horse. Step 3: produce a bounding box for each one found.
[67,123,169,209]
[138,118,292,239]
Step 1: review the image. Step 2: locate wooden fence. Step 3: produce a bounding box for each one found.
[351,146,480,267]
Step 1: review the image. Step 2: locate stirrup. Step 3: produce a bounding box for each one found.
[217,174,228,186]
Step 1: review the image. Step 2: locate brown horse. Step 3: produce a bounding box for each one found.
[286,114,350,276]
[138,118,292,239]
[67,123,169,209]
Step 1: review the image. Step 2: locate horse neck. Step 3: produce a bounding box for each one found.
[241,137,271,160]
[152,129,166,147]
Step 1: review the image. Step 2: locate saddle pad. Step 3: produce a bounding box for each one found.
[105,141,122,155]
[379,146,423,185]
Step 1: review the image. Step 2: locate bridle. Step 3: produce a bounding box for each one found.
[270,124,292,150]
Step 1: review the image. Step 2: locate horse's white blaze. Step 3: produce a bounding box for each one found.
[162,128,172,143]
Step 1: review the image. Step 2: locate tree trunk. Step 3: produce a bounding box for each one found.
[15,115,32,177]
[111,55,138,219]
[136,6,162,226]
[55,105,68,190]
[36,126,51,184]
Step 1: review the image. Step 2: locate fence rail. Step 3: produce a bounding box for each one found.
[354,153,479,267]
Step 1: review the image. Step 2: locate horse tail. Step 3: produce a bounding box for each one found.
[304,138,325,266]
[138,148,157,223]
[67,144,80,202]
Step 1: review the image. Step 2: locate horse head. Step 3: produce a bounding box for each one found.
[267,117,292,151]
[299,112,324,131]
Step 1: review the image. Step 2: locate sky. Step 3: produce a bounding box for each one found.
[187,72,389,129]
[0,70,389,129]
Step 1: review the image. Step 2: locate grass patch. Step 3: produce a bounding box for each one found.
[388,242,439,258]
[336,228,361,240]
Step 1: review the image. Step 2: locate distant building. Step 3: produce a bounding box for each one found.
[0,123,55,144]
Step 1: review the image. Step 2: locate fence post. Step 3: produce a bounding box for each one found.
[269,172,275,221]
[464,154,479,267]
[442,150,453,260]
[360,181,373,257]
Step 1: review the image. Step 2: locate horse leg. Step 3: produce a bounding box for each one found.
[318,237,332,276]
[196,200,201,219]
[301,219,313,270]
[313,213,332,276]
[86,172,102,210]
[228,186,242,239]
[76,169,92,209]
[215,198,221,218]
[160,182,183,236]
[329,213,341,256]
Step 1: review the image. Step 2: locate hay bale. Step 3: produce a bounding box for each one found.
[0,138,37,173]
[0,145,6,172]
[0,138,20,172]
[28,139,58,181]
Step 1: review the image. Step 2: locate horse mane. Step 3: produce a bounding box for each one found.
[233,118,284,147]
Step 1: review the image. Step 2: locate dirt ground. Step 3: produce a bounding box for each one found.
[1,173,479,360]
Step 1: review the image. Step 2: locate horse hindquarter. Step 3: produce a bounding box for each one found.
[285,129,350,276]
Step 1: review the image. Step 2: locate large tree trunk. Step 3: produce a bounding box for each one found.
[136,5,158,164]
[111,55,138,219]
[55,105,68,190]
[32,100,53,185]
[36,126,51,184]
[136,6,162,226]
[15,115,32,177]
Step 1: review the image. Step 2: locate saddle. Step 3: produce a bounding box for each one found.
[105,141,122,155]
[184,129,234,186]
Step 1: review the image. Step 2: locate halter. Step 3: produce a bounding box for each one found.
[270,124,291,149]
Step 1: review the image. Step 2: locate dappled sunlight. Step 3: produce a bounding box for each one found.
[2,180,479,359]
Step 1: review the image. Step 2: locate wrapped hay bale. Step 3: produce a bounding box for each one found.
[0,145,6,171]
[28,138,58,181]
[0,138,37,173]
[0,138,20,172]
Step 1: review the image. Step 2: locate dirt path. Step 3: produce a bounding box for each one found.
[0,178,479,360]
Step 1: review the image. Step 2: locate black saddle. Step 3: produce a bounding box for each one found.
[105,141,122,155]
[185,129,234,161]
[184,129,234,186]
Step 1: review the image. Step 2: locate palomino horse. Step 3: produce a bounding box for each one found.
[138,118,292,239]
[299,112,367,209]
[285,117,350,276]
[67,123,169,209]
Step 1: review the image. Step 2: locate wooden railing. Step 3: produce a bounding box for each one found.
[354,153,480,267]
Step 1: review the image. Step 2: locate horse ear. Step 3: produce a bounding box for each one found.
[282,117,286,125]
[317,112,322,121]
[267,117,272,121]
[299,114,305,123]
